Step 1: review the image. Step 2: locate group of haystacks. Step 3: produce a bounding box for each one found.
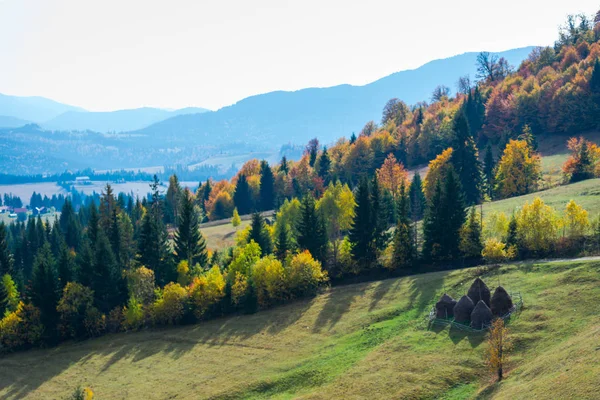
[435,278,514,329]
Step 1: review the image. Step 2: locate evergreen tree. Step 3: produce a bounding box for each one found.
[275,223,291,261]
[591,58,600,127]
[392,220,415,270]
[460,207,483,259]
[165,174,182,224]
[318,147,331,184]
[397,182,410,225]
[349,179,375,265]
[409,172,426,221]
[93,231,126,313]
[174,189,208,268]
[248,212,273,256]
[570,140,595,182]
[109,209,121,265]
[76,238,95,288]
[231,207,241,227]
[297,195,327,262]
[59,199,81,249]
[451,111,483,205]
[99,184,117,233]
[422,180,444,260]
[350,132,357,144]
[0,222,13,276]
[87,203,100,246]
[506,215,518,250]
[280,156,289,175]
[483,144,496,199]
[233,174,253,215]
[259,160,275,211]
[371,174,389,251]
[30,243,60,339]
[57,243,76,290]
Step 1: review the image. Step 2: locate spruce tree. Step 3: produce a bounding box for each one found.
[451,111,483,205]
[233,174,252,215]
[350,132,357,144]
[248,212,273,256]
[99,184,117,233]
[0,222,13,276]
[570,140,594,182]
[318,147,331,184]
[409,172,426,221]
[280,156,289,175]
[297,195,327,263]
[30,243,60,339]
[422,180,444,260]
[275,223,291,261]
[174,190,208,268]
[76,238,95,288]
[506,215,518,250]
[259,161,275,211]
[392,220,415,270]
[165,174,182,225]
[349,179,375,265]
[59,199,81,249]
[94,231,125,312]
[371,174,389,251]
[57,243,76,290]
[441,170,467,259]
[483,144,495,199]
[460,207,483,259]
[87,203,100,246]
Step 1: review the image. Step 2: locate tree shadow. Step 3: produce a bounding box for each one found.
[368,279,402,312]
[312,285,359,333]
[0,297,316,399]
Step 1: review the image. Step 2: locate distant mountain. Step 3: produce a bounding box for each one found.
[44,106,210,133]
[0,115,30,128]
[0,93,85,122]
[138,47,535,146]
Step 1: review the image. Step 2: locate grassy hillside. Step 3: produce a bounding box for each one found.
[1,259,599,399]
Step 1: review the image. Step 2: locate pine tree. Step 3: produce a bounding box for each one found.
[460,207,483,259]
[76,238,95,288]
[87,203,100,246]
[451,111,483,205]
[259,160,275,211]
[397,182,410,225]
[233,174,253,215]
[423,180,444,260]
[371,174,389,251]
[275,223,291,261]
[297,195,327,263]
[506,215,518,249]
[31,243,60,339]
[349,179,375,265]
[392,220,415,270]
[99,184,117,233]
[59,199,81,249]
[441,170,467,259]
[318,147,331,184]
[409,172,426,221]
[94,231,125,312]
[248,212,273,256]
[0,222,13,276]
[483,145,496,199]
[165,174,182,225]
[280,156,289,175]
[109,209,122,265]
[174,189,208,268]
[57,243,76,290]
[570,140,594,182]
[350,133,357,144]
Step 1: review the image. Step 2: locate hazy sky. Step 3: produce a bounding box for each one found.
[0,0,598,111]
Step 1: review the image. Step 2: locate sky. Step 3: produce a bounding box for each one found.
[0,0,598,112]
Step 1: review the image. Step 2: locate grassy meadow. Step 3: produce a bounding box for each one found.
[1,259,599,399]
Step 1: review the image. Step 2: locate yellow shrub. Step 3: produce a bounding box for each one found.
[482,238,508,263]
[188,266,226,318]
[150,283,188,325]
[516,197,559,253]
[122,297,144,331]
[252,256,286,307]
[285,251,328,296]
[230,272,248,305]
[0,302,43,351]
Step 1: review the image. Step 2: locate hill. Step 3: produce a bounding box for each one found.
[137,47,534,146]
[0,115,30,128]
[44,107,210,133]
[0,258,598,399]
[0,93,84,122]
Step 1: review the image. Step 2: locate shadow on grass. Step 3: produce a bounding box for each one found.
[0,297,317,400]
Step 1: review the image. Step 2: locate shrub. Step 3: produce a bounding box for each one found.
[57,282,98,339]
[230,272,248,305]
[127,266,155,305]
[150,283,188,325]
[83,307,106,337]
[516,197,559,254]
[122,296,144,331]
[252,256,286,307]
[482,238,509,263]
[0,302,43,352]
[285,251,328,297]
[188,265,226,318]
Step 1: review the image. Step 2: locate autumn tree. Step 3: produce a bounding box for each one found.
[495,140,541,199]
[231,207,241,228]
[485,318,512,382]
[476,52,512,82]
[376,154,408,199]
[381,98,409,125]
[424,148,454,201]
[431,85,450,102]
[515,198,559,254]
[564,200,590,239]
[562,137,599,183]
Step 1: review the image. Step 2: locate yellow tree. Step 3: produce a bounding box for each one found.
[316,182,355,265]
[231,207,241,228]
[516,197,559,253]
[423,147,454,201]
[495,140,541,199]
[564,200,590,239]
[376,154,409,198]
[485,318,512,382]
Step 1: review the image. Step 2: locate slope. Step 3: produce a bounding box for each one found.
[0,258,598,399]
[0,92,84,122]
[137,47,534,146]
[44,107,210,133]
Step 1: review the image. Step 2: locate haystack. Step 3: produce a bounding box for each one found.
[453,295,475,324]
[470,300,493,329]
[435,293,457,319]
[467,278,491,307]
[490,286,513,317]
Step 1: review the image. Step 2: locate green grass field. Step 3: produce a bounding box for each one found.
[482,178,600,218]
[1,258,599,399]
[201,219,250,251]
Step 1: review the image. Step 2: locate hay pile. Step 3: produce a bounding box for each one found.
[435,294,457,319]
[491,286,513,317]
[453,295,475,324]
[470,300,493,329]
[467,278,491,307]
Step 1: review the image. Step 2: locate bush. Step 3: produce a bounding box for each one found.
[150,283,188,325]
[252,256,286,307]
[285,251,328,297]
[188,265,226,318]
[0,302,43,352]
[57,282,99,339]
[127,266,155,305]
[122,297,145,331]
[482,238,509,263]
